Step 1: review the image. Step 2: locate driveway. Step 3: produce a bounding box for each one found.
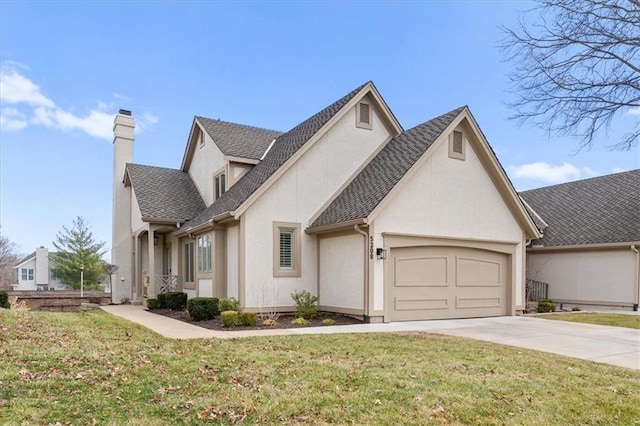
[101,305,640,370]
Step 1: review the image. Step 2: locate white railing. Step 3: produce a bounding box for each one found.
[155,275,178,294]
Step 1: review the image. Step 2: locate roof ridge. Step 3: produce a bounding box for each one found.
[521,168,640,194]
[128,163,184,172]
[195,116,283,135]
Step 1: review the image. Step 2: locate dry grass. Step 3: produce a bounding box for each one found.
[1,309,639,425]
[537,312,640,330]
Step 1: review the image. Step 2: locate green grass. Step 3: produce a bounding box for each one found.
[536,312,640,329]
[1,309,639,425]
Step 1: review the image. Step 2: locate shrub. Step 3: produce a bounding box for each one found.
[572,305,581,312]
[221,310,239,327]
[0,291,10,309]
[291,290,319,319]
[321,318,336,325]
[187,297,220,321]
[220,297,241,313]
[158,292,187,310]
[291,317,309,326]
[146,298,160,310]
[262,318,278,327]
[537,299,556,313]
[240,312,258,326]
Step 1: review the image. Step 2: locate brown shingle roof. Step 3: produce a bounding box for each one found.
[519,170,640,246]
[126,164,206,222]
[196,117,282,160]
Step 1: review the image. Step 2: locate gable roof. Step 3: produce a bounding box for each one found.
[308,106,465,230]
[126,163,206,222]
[196,117,282,160]
[15,251,36,268]
[181,81,373,232]
[520,169,640,246]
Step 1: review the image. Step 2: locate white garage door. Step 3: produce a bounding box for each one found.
[390,246,508,321]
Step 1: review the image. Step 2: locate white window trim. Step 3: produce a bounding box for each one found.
[356,101,373,130]
[273,221,301,278]
[21,268,34,281]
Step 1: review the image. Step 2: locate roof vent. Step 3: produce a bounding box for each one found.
[118,109,132,116]
[448,130,465,160]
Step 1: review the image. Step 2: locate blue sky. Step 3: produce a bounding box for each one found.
[1,1,638,257]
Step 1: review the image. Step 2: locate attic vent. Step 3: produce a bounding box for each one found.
[356,102,372,130]
[449,130,465,160]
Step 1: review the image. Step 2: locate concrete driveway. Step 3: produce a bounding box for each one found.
[101,305,639,370]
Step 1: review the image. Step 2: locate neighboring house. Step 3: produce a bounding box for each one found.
[111,81,541,322]
[13,247,72,291]
[520,170,640,311]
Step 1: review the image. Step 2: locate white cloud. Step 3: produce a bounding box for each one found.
[0,61,158,140]
[612,167,628,174]
[627,107,640,116]
[508,162,598,184]
[0,107,28,130]
[0,63,55,108]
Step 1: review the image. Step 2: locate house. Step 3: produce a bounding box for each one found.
[111,81,541,322]
[13,247,72,291]
[520,170,640,311]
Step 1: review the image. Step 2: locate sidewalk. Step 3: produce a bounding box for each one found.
[101,304,640,369]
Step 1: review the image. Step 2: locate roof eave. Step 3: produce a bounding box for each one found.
[306,218,367,234]
[528,241,640,252]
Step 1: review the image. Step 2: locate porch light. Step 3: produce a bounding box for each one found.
[376,248,387,260]
[153,235,160,246]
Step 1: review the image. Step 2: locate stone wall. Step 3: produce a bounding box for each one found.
[7,291,111,312]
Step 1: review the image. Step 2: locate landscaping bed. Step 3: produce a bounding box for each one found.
[151,308,362,330]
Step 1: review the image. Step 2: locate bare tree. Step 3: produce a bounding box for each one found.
[501,0,640,151]
[0,236,19,290]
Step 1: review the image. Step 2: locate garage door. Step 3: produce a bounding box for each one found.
[390,246,508,321]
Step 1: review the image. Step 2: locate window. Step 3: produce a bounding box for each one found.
[356,101,372,130]
[199,130,205,148]
[198,234,212,272]
[273,222,301,277]
[448,130,466,160]
[214,173,226,200]
[21,268,34,281]
[184,242,194,284]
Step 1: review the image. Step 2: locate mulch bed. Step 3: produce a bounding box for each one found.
[150,309,363,331]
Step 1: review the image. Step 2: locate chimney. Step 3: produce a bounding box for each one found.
[35,247,49,286]
[112,109,135,303]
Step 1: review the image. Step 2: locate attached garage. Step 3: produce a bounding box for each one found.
[389,246,508,321]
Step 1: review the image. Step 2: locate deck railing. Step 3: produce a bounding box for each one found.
[526,279,549,301]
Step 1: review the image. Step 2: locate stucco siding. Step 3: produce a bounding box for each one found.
[528,249,636,305]
[319,234,364,310]
[226,224,239,299]
[243,103,393,308]
[188,130,226,206]
[372,132,526,314]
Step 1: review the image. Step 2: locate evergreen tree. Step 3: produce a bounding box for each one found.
[52,217,106,289]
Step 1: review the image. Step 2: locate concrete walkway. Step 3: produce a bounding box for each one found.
[101,305,640,370]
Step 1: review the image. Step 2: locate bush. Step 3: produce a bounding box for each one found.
[291,290,319,319]
[572,305,581,312]
[240,311,258,326]
[221,310,239,327]
[537,299,556,313]
[262,318,278,327]
[158,292,187,310]
[321,318,335,325]
[291,317,309,326]
[146,298,160,310]
[187,297,220,321]
[220,297,241,313]
[0,291,9,309]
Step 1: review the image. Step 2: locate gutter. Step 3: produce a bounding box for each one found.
[306,218,367,235]
[632,245,639,312]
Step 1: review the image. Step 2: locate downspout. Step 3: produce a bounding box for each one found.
[354,224,369,321]
[632,245,639,312]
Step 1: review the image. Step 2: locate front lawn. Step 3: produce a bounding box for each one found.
[1,309,638,425]
[536,312,640,329]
